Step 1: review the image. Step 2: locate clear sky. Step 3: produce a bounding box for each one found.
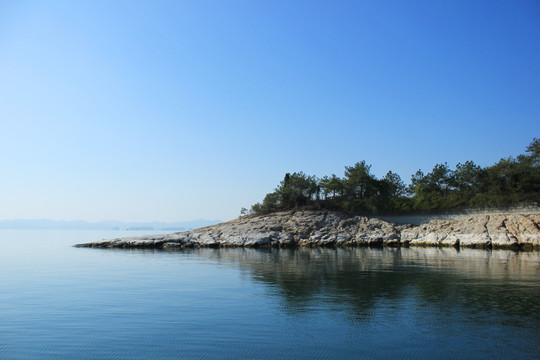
[1,0,539,222]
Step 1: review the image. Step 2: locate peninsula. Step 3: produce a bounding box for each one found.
[76,139,539,250]
[75,210,539,250]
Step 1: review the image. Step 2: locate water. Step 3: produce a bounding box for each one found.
[0,230,539,359]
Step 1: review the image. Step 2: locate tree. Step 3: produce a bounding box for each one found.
[453,161,482,194]
[486,158,520,195]
[344,161,376,199]
[325,174,344,199]
[277,172,318,209]
[382,171,406,197]
[524,137,540,166]
[251,138,539,215]
[318,176,330,201]
[409,169,425,195]
[427,163,453,195]
[411,163,454,210]
[516,139,540,200]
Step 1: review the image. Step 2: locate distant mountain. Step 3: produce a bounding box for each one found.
[0,219,221,231]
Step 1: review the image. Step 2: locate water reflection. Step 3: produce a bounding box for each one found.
[183,247,540,325]
[88,246,540,332]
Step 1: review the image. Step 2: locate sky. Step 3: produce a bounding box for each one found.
[0,0,539,222]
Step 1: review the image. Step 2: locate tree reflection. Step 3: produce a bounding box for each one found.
[189,247,540,324]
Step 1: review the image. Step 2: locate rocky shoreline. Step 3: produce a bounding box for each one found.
[75,210,540,250]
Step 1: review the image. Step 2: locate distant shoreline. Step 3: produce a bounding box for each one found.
[0,218,220,231]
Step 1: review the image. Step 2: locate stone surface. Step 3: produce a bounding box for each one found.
[75,210,540,250]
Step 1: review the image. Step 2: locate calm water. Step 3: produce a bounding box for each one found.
[0,230,539,360]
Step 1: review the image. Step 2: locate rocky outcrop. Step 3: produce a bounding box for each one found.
[75,210,540,250]
[401,214,540,249]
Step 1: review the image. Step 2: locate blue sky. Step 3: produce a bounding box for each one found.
[1,0,539,222]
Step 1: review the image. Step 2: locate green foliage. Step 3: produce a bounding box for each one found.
[383,171,406,197]
[278,172,318,209]
[344,161,376,199]
[325,174,344,199]
[250,138,539,215]
[409,139,540,211]
[524,137,540,166]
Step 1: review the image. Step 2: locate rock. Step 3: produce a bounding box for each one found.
[74,210,540,250]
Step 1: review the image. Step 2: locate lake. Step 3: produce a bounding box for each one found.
[0,230,539,359]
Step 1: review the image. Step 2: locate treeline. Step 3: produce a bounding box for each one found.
[249,138,540,215]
